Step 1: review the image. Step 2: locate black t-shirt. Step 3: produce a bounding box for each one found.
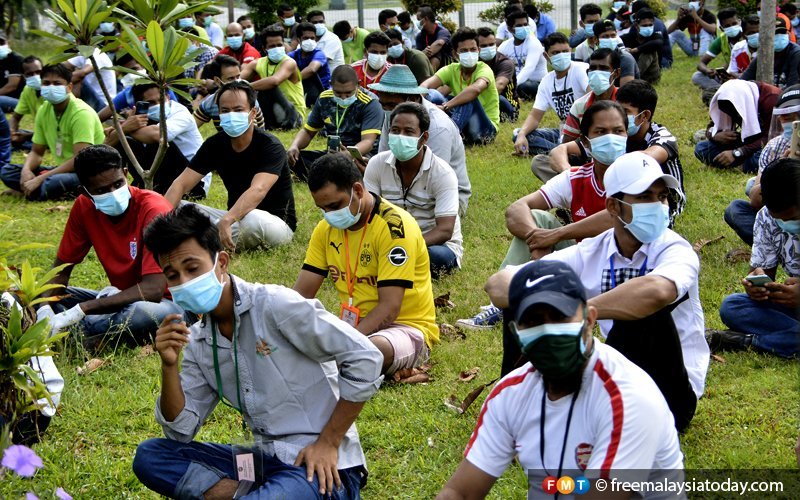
[485,53,519,109]
[189,129,297,230]
[0,52,24,98]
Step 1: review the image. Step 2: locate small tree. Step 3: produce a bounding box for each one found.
[242,0,317,29]
[33,0,211,190]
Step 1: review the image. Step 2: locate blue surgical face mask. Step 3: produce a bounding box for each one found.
[40,85,69,104]
[459,51,479,68]
[479,46,497,61]
[283,17,296,27]
[613,1,626,9]
[178,17,194,29]
[793,17,800,27]
[613,19,622,31]
[514,26,529,40]
[598,37,618,50]
[267,46,286,63]
[585,24,594,36]
[549,52,572,72]
[782,121,794,140]
[334,94,357,107]
[689,1,700,11]
[244,27,255,40]
[388,44,405,59]
[627,112,643,135]
[168,254,225,314]
[724,24,742,38]
[639,26,654,37]
[388,133,422,161]
[367,52,388,70]
[227,35,243,50]
[99,22,115,34]
[587,69,613,94]
[301,39,317,52]
[588,133,627,165]
[515,321,586,352]
[747,33,759,49]
[315,23,327,37]
[25,75,41,90]
[220,111,251,137]
[147,101,171,121]
[91,184,131,216]
[776,218,800,234]
[324,188,362,229]
[618,200,670,243]
[774,33,790,51]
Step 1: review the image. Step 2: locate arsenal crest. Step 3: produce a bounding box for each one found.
[575,442,593,470]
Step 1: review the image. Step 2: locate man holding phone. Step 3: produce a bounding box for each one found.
[710,158,800,358]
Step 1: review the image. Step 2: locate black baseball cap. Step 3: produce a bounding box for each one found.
[508,260,587,324]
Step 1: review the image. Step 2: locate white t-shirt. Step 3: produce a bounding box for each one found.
[533,61,590,121]
[575,39,596,62]
[165,101,203,161]
[728,39,756,75]
[465,342,685,498]
[207,21,225,48]
[317,30,345,71]
[540,228,710,398]
[68,50,118,105]
[495,17,537,42]
[364,147,463,265]
[497,36,547,84]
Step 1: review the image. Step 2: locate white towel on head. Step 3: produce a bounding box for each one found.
[709,80,762,142]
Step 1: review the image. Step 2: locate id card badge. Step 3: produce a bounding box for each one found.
[231,435,263,498]
[55,135,63,158]
[339,302,361,327]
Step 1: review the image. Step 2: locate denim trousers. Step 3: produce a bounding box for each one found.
[426,89,497,145]
[694,140,761,174]
[133,437,365,500]
[0,163,80,200]
[0,95,19,113]
[428,244,458,279]
[719,293,800,358]
[724,199,757,246]
[513,127,561,156]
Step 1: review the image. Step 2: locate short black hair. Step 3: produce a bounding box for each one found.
[635,8,655,22]
[276,4,293,16]
[781,3,797,16]
[506,9,529,27]
[132,82,159,102]
[40,63,72,84]
[385,29,403,42]
[593,19,617,37]
[742,14,760,30]
[215,79,256,109]
[589,47,621,70]
[543,31,569,51]
[332,64,358,85]
[263,24,284,39]
[306,10,325,22]
[476,26,495,38]
[364,31,391,50]
[717,7,739,23]
[236,14,252,23]
[115,52,135,68]
[418,6,435,22]
[144,203,222,261]
[503,3,523,19]
[760,158,800,212]
[333,20,351,39]
[452,27,478,50]
[631,0,649,13]
[617,79,658,118]
[580,100,627,137]
[297,21,316,38]
[200,57,222,79]
[308,152,363,193]
[379,8,398,26]
[390,102,430,133]
[398,11,412,24]
[580,1,602,19]
[74,144,124,186]
[21,55,41,67]
[216,54,240,69]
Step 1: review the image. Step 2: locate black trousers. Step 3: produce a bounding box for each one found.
[120,139,205,198]
[256,87,302,130]
[293,150,328,182]
[302,76,324,109]
[500,296,697,432]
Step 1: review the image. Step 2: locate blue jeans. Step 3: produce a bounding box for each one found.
[76,83,106,113]
[517,79,540,101]
[0,95,19,113]
[669,30,710,57]
[498,95,518,122]
[513,127,560,156]
[133,438,365,499]
[694,140,761,174]
[724,199,757,246]
[0,163,80,200]
[719,293,799,358]
[55,286,183,344]
[447,99,497,146]
[428,244,458,279]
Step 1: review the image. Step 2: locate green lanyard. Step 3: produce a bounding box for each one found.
[211,320,245,414]
[335,105,349,134]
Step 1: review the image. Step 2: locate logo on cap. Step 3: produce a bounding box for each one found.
[525,274,554,288]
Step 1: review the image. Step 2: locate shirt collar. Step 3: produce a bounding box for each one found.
[387,144,432,172]
[198,273,252,343]
[604,230,651,263]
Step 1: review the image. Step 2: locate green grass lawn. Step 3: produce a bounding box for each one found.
[1,50,798,498]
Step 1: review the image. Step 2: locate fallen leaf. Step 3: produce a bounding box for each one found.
[444,395,464,414]
[137,344,155,358]
[725,248,751,264]
[693,235,724,252]
[444,378,499,414]
[76,358,106,375]
[458,367,480,382]
[439,323,466,340]
[434,292,455,309]
[45,205,68,213]
[711,354,727,364]
[398,373,430,384]
[427,437,434,447]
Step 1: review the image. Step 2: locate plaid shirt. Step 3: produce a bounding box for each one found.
[185,45,219,79]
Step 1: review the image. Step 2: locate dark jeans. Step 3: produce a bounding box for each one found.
[517,79,540,101]
[257,87,302,130]
[724,199,757,246]
[513,127,561,156]
[694,140,762,174]
[426,90,497,145]
[428,244,458,279]
[0,163,80,200]
[498,95,518,122]
[720,293,800,358]
[122,138,205,198]
[302,76,324,109]
[133,438,366,499]
[294,150,328,182]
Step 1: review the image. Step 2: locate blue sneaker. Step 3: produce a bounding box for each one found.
[455,305,502,330]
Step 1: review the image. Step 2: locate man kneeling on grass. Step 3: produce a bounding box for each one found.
[132,203,383,499]
[437,260,685,500]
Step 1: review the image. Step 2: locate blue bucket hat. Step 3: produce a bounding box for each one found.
[367,65,429,95]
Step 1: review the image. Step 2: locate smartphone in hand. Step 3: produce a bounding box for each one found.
[135,101,150,115]
[745,274,772,287]
[327,135,341,152]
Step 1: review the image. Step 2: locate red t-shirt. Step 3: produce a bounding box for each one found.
[218,43,261,66]
[57,186,172,291]
[351,59,392,89]
[539,162,607,223]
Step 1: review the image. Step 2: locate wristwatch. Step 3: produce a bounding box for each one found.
[733,148,743,159]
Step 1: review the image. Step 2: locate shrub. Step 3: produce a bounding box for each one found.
[479,1,554,26]
[243,0,319,29]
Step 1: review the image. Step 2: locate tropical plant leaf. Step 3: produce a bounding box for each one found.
[145,20,165,69]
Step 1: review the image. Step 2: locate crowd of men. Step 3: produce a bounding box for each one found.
[1,0,798,498]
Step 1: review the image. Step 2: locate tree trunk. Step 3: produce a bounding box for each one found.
[145,85,169,191]
[757,0,777,84]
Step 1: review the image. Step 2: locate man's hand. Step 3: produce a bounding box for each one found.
[513,134,529,156]
[713,130,739,145]
[22,174,45,199]
[713,150,737,167]
[154,314,190,367]
[525,227,562,251]
[629,47,639,55]
[123,113,148,134]
[423,46,433,56]
[294,438,341,495]
[218,216,236,251]
[766,277,800,308]
[742,268,770,301]
[38,304,85,336]
[287,145,300,166]
[19,167,34,186]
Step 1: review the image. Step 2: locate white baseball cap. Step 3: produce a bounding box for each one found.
[603,151,680,197]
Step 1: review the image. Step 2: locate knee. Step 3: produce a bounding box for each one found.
[694,141,711,161]
[133,438,163,480]
[719,293,750,322]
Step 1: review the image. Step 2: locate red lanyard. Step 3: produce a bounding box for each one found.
[343,224,369,304]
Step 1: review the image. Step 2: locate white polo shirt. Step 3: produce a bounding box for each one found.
[541,228,710,398]
[465,342,685,498]
[364,147,463,266]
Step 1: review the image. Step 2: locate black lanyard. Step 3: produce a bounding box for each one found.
[540,390,578,499]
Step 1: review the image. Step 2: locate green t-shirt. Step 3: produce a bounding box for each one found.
[14,85,44,118]
[706,34,732,66]
[342,28,370,65]
[435,61,499,130]
[32,95,105,165]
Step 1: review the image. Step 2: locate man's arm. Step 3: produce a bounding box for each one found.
[251,59,296,91]
[505,191,551,239]
[549,141,582,172]
[356,285,404,335]
[525,210,614,251]
[0,75,21,96]
[129,124,161,144]
[287,127,317,166]
[23,142,90,196]
[693,11,717,34]
[494,75,509,94]
[79,273,167,315]
[423,215,455,246]
[293,269,326,299]
[436,460,497,500]
[354,133,378,164]
[218,172,279,249]
[518,40,544,85]
[300,60,322,79]
[588,275,678,320]
[421,74,444,89]
[445,78,489,108]
[484,267,517,309]
[164,168,204,207]
[696,53,716,76]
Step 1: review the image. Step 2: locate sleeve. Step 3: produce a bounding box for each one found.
[518,38,544,84]
[301,220,331,276]
[31,109,45,146]
[463,382,518,477]
[741,57,756,81]
[360,98,384,136]
[636,35,663,54]
[647,238,699,300]
[7,55,22,76]
[375,217,417,288]
[787,51,800,86]
[706,36,722,57]
[304,99,325,132]
[415,31,424,49]
[496,22,510,41]
[532,75,551,111]
[496,58,515,83]
[272,288,383,402]
[434,65,452,87]
[188,139,214,175]
[435,27,451,43]
[164,107,194,143]
[619,52,635,78]
[13,87,32,115]
[67,55,85,69]
[362,157,382,194]
[648,127,678,160]
[562,101,582,140]
[193,97,213,124]
[313,50,328,67]
[540,238,586,276]
[56,201,92,264]
[249,135,288,177]
[112,90,130,113]
[538,169,572,210]
[155,341,220,442]
[569,29,588,48]
[432,163,459,217]
[750,208,779,270]
[69,109,103,145]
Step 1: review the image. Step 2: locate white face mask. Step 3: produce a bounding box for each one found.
[367,53,387,70]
